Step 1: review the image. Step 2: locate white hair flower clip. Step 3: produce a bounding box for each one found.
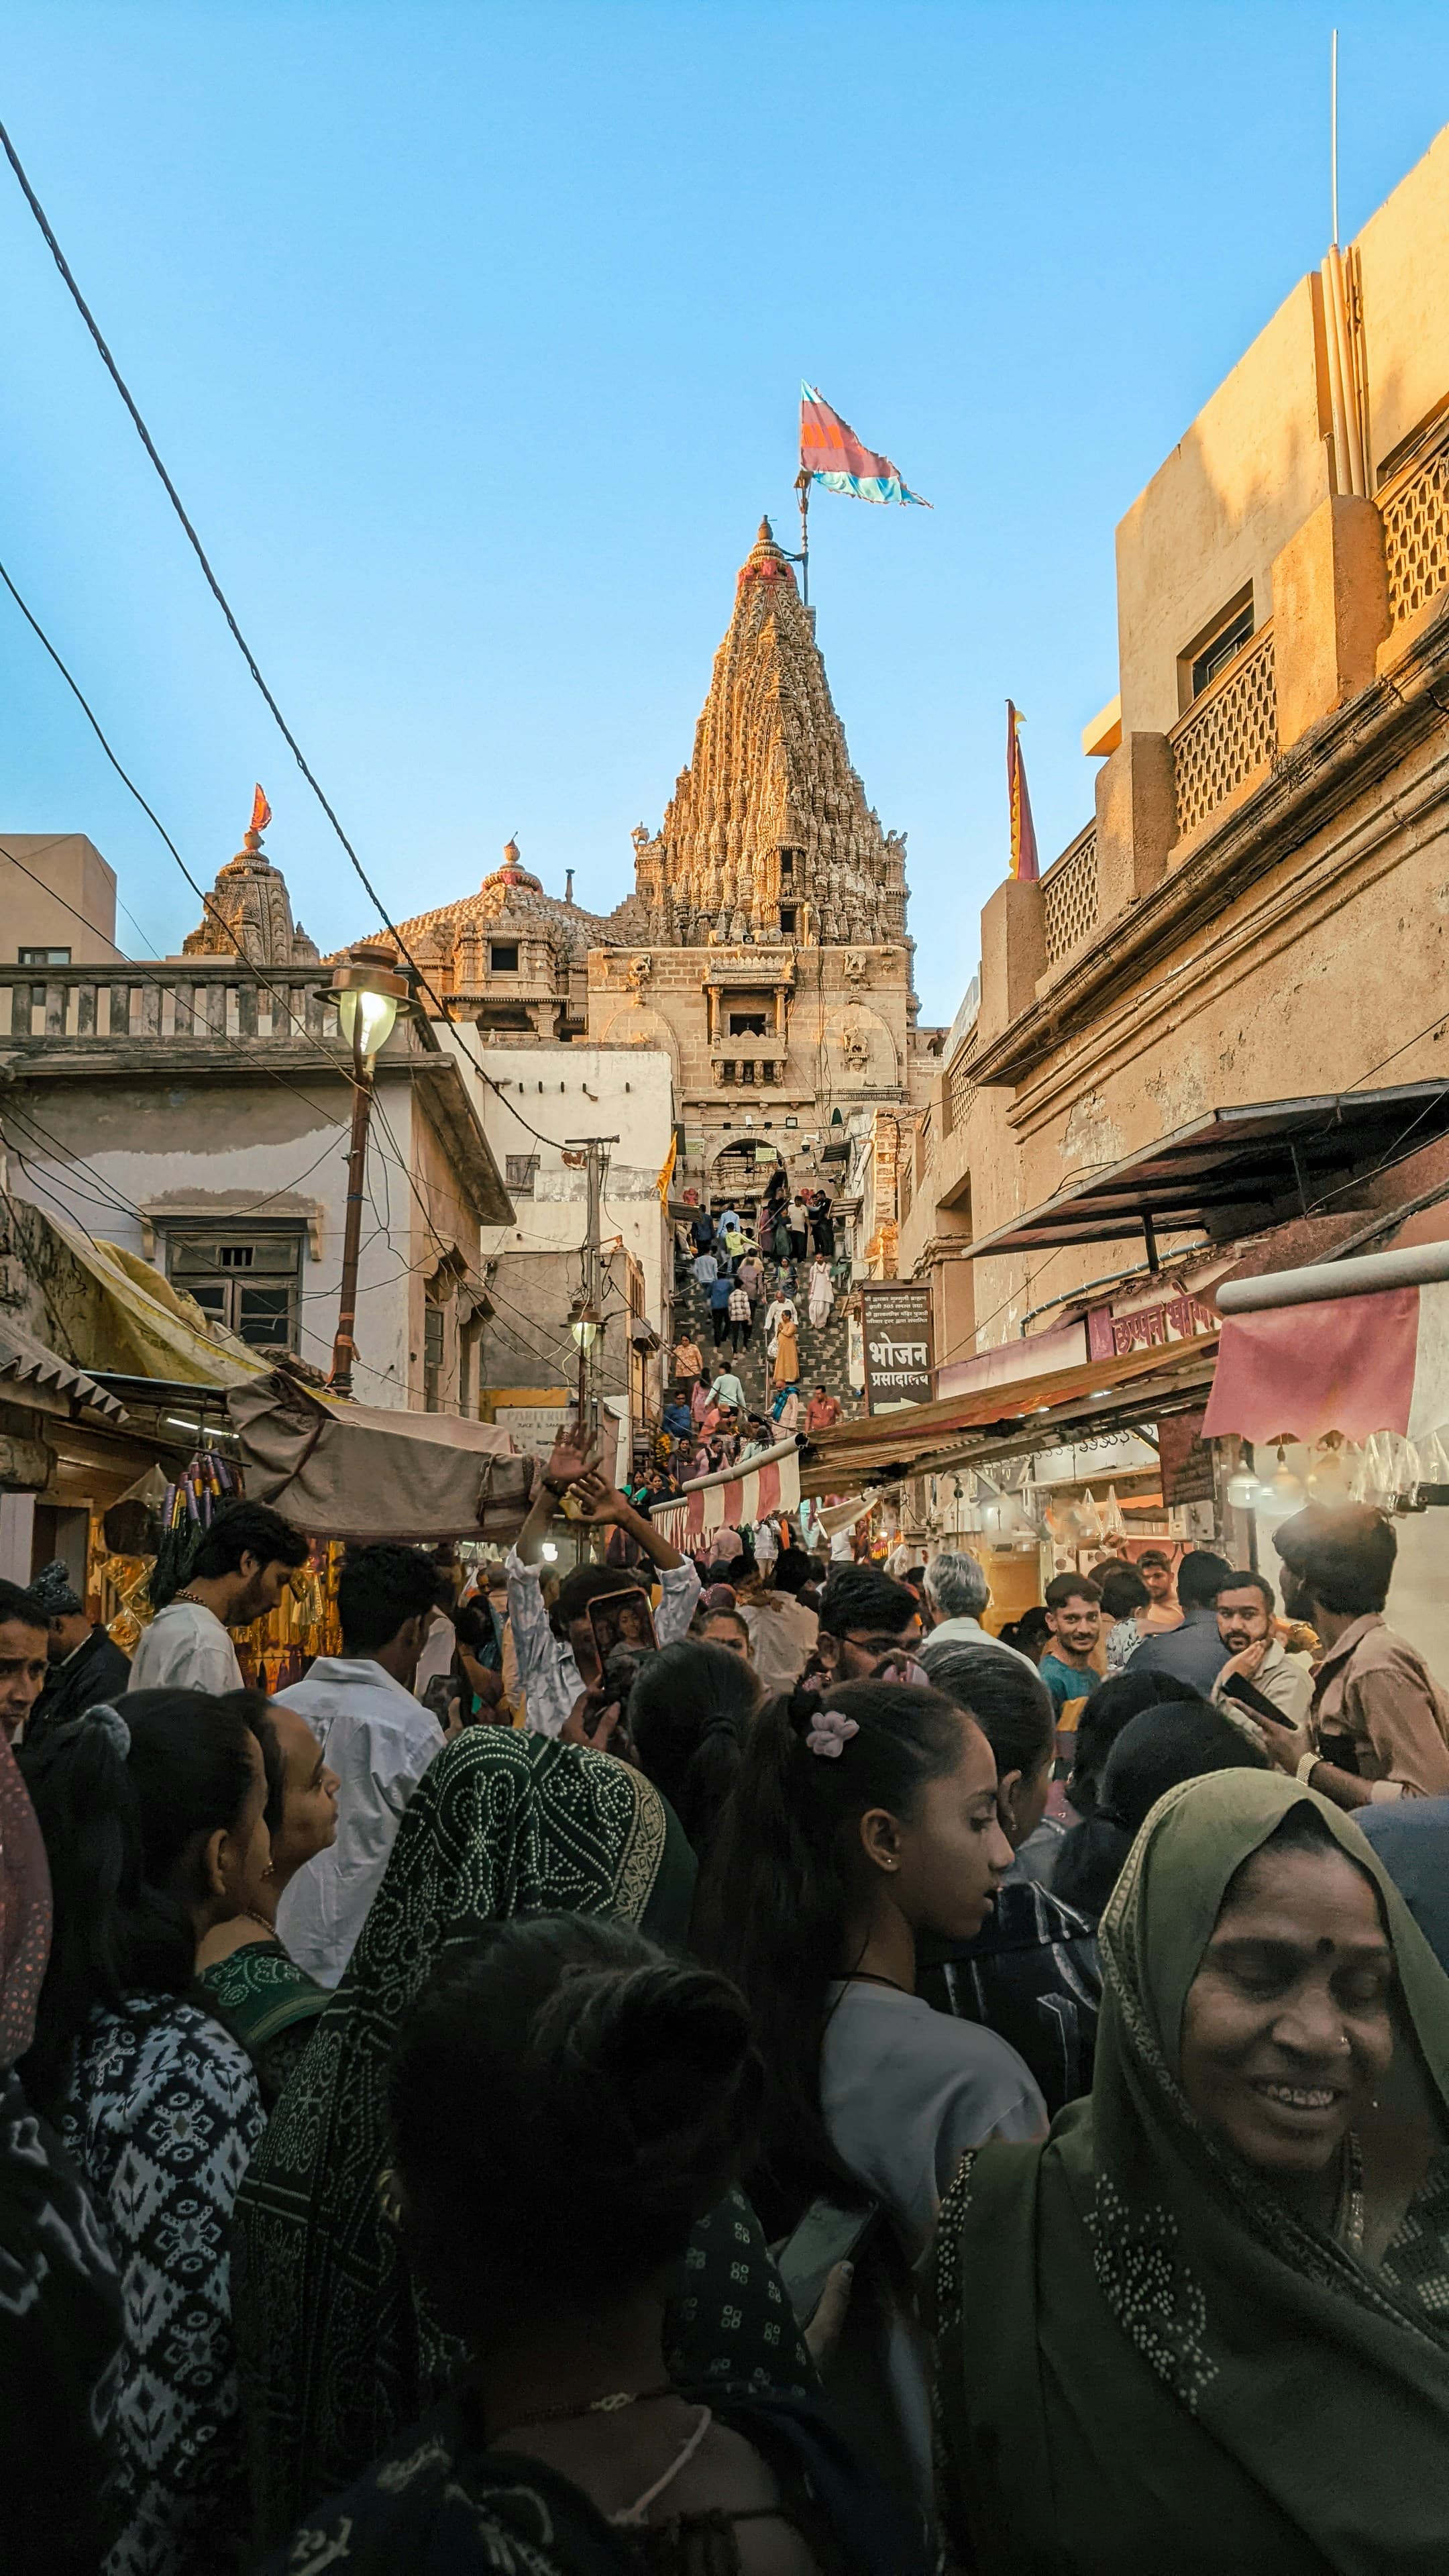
[806,1709,859,1759]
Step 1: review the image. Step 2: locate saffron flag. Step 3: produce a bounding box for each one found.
[250,783,272,835]
[655,1131,678,1206]
[800,384,930,508]
[1006,703,1039,883]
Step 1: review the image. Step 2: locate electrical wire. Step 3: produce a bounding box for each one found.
[0,121,571,1155]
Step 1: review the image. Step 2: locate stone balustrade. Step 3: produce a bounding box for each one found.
[1379,414,1449,629]
[0,961,339,1047]
[1041,824,1100,964]
[1169,621,1279,842]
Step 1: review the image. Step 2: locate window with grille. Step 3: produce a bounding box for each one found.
[166,1225,303,1352]
[1182,590,1254,707]
[505,1154,539,1195]
[17,945,71,966]
[423,1301,445,1412]
[490,943,520,973]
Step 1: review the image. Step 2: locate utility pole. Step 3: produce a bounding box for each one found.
[566,1134,617,1460]
[327,945,409,1399]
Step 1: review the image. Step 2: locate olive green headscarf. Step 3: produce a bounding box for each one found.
[928,1772,1449,2576]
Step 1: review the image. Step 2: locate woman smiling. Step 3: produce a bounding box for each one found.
[928,1771,1449,2575]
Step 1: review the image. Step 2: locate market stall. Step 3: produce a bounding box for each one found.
[649,1438,801,1551]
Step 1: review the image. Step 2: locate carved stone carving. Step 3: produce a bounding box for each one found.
[625,953,653,989]
[843,949,869,986]
[840,1027,871,1074]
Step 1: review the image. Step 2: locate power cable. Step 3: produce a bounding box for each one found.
[0,121,567,1153]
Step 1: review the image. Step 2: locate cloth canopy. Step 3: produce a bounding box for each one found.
[228,1368,537,1541]
[39,1210,263,1388]
[649,1438,801,1548]
[1204,1281,1449,1445]
[802,1332,1220,1497]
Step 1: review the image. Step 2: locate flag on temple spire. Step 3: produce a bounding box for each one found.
[250,784,272,835]
[800,384,930,507]
[1006,703,1039,882]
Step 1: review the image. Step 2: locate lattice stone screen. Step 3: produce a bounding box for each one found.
[1171,625,1277,842]
[1381,434,1449,627]
[946,1048,977,1136]
[1042,826,1099,964]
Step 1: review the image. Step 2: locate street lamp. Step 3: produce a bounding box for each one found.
[569,1297,603,1351]
[327,943,411,1398]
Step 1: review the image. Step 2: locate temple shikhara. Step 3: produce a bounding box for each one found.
[180,519,939,1193]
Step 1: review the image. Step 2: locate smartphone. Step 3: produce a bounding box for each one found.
[587,1587,658,1667]
[775,2194,880,2326]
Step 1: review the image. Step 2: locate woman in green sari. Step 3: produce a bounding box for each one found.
[197,1701,337,2107]
[233,1724,806,2547]
[928,1770,1449,2576]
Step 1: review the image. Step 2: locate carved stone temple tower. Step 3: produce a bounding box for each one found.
[589,518,928,1192]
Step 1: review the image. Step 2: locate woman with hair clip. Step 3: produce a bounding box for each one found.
[697,1677,1046,2536]
[262,1914,926,2576]
[19,1688,275,2576]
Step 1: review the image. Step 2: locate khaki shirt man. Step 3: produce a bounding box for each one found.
[1309,1615,1449,1798]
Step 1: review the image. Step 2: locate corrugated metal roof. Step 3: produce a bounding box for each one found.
[0,1318,128,1420]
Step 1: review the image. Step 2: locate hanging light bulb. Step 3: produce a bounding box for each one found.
[1226,1465,1258,1511]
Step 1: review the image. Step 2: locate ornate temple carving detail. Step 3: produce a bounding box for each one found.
[630,519,908,951]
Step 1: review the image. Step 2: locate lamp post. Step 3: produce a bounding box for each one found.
[327,943,410,1398]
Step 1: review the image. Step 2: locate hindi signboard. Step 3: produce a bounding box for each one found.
[861,1284,934,1414]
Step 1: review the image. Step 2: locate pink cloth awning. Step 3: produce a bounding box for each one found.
[1203,1280,1449,1444]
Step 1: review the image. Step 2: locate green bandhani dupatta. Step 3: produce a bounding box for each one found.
[197,1937,328,2110]
[233,1727,700,2544]
[928,1772,1449,2576]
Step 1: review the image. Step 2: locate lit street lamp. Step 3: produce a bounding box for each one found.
[327,942,410,1397]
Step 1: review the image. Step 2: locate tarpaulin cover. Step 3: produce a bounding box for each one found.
[1204,1281,1449,1444]
[228,1368,539,1542]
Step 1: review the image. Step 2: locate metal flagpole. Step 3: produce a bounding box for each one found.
[1331,26,1340,245]
[795,468,811,606]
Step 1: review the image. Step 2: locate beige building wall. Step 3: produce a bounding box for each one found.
[900,117,1449,1383]
[1,835,121,965]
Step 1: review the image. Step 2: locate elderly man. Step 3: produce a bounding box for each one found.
[922,1552,1040,1676]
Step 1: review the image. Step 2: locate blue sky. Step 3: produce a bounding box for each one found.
[2,3,1448,1024]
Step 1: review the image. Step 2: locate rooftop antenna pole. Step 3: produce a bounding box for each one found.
[1331,26,1340,246]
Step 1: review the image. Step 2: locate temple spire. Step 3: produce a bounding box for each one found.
[631,520,908,950]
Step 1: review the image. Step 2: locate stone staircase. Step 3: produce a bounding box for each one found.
[672,1236,853,1419]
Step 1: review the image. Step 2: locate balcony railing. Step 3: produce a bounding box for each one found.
[1170,620,1277,842]
[1042,823,1099,965]
[1379,415,1449,629]
[944,1041,977,1137]
[0,959,340,1046]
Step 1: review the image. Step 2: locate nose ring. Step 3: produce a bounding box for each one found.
[1340,2033,1352,2049]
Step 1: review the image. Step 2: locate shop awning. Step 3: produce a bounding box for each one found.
[228,1368,539,1542]
[1205,1253,1449,1445]
[649,1439,801,1548]
[0,1316,128,1421]
[40,1212,266,1388]
[961,1085,1449,1261]
[800,1330,1220,1497]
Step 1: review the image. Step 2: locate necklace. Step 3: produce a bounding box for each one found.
[1335,2129,1366,2256]
[490,2383,676,2437]
[236,1909,276,1941]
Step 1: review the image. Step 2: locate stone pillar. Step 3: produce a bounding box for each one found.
[1093,731,1177,910]
[1271,495,1389,752]
[528,1000,561,1039]
[977,877,1045,1049]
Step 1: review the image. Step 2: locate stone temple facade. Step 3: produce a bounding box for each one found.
[342,519,936,1192]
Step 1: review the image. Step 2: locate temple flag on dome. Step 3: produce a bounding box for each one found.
[1006,703,1039,883]
[799,384,930,507]
[250,784,272,835]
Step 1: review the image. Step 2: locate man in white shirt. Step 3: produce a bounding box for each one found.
[274,1543,447,1987]
[128,1501,308,1695]
[506,1431,701,1738]
[922,1552,1040,1676]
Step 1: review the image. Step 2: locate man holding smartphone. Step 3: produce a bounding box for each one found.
[505,1428,701,1738]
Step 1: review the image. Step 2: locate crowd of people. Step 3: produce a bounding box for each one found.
[657,1181,847,1489]
[5,1439,1449,2574]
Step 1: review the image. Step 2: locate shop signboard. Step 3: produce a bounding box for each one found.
[861,1283,934,1413]
[1158,1408,1216,1506]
